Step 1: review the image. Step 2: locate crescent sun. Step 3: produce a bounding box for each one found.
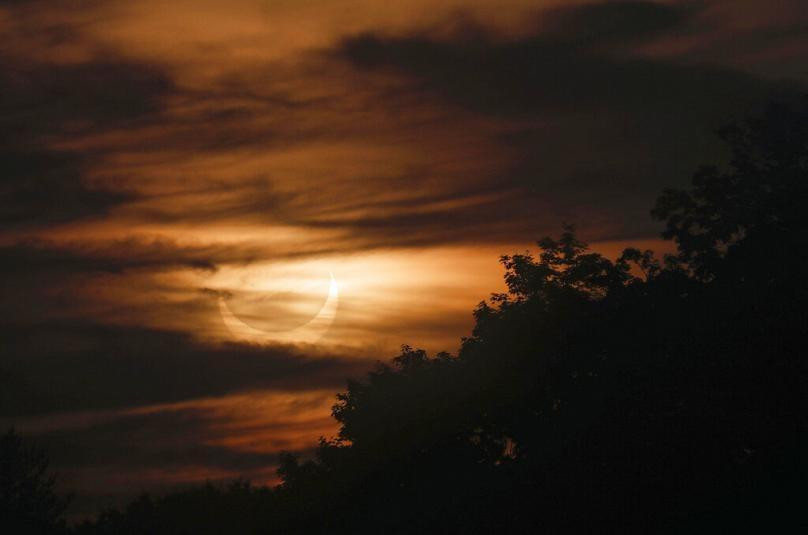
[219,272,339,344]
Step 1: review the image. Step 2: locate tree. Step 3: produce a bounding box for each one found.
[0,429,68,534]
[652,100,808,282]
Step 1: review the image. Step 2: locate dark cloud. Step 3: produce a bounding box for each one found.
[30,409,282,472]
[0,149,133,227]
[0,56,174,227]
[674,1,808,81]
[0,321,372,418]
[536,1,695,47]
[0,60,173,139]
[19,399,327,518]
[0,239,245,276]
[338,3,791,118]
[0,239,229,324]
[329,2,804,242]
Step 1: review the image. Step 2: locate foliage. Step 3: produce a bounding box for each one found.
[0,429,69,534]
[73,482,274,535]
[653,101,808,281]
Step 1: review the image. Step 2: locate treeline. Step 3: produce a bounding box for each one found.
[4,102,807,533]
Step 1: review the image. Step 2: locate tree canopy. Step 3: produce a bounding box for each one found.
[1,429,69,535]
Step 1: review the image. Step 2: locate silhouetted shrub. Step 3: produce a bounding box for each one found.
[1,429,69,534]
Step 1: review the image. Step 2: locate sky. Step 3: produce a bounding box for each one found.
[1,0,807,516]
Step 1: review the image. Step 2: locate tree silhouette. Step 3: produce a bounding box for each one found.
[73,482,275,535]
[1,429,69,534]
[653,101,808,282]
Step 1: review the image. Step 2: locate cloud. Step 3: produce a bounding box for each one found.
[0,321,372,418]
[8,1,798,249]
[0,239,248,276]
[0,59,173,138]
[326,2,804,242]
[3,0,806,247]
[28,408,282,471]
[337,3,792,118]
[13,389,337,517]
[0,148,133,227]
[0,56,174,227]
[0,238,252,326]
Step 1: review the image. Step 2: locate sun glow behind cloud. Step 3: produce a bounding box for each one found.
[195,244,513,351]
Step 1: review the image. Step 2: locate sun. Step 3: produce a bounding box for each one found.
[219,273,339,345]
